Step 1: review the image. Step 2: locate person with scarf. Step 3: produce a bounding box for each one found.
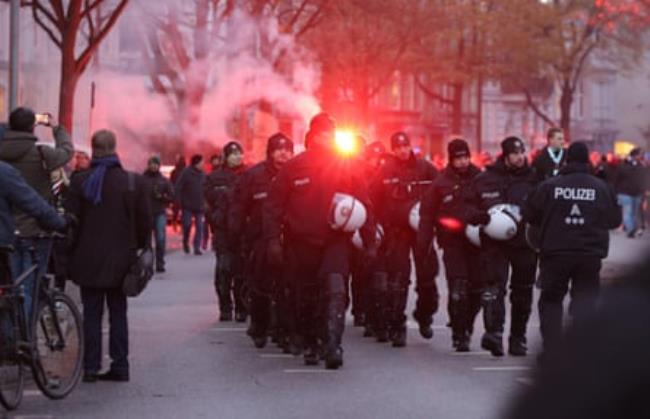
[532,127,567,182]
[66,130,152,383]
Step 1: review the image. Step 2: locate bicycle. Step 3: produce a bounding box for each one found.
[0,243,83,410]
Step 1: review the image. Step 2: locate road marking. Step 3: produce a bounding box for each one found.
[13,416,54,419]
[23,389,42,397]
[451,351,491,356]
[209,327,247,332]
[284,369,337,374]
[260,353,294,359]
[473,366,532,371]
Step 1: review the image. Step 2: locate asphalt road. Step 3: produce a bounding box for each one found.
[4,230,648,419]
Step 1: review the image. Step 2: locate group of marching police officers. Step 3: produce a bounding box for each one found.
[203,112,622,370]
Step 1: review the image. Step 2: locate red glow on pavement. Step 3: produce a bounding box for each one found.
[438,217,464,232]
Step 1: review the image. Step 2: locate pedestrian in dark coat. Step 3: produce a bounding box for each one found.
[66,130,151,383]
[143,156,174,272]
[175,154,206,254]
[532,127,566,182]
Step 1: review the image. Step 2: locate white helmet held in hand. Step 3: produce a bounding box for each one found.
[484,204,520,241]
[409,201,421,231]
[465,224,482,247]
[330,193,367,233]
[351,224,384,250]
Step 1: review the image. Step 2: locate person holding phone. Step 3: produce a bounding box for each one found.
[0,107,73,318]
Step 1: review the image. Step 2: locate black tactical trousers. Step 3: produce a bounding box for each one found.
[441,241,483,341]
[214,250,245,316]
[285,236,349,351]
[385,227,439,330]
[482,244,537,339]
[538,254,601,353]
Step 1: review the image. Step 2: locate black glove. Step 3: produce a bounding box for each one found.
[468,211,490,226]
[267,238,283,267]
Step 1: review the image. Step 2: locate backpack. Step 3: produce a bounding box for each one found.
[122,172,154,297]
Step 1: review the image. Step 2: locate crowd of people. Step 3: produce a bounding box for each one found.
[0,106,643,382]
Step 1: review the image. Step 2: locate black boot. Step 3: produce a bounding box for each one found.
[508,336,528,356]
[456,333,470,352]
[324,274,347,368]
[481,333,504,357]
[219,309,233,322]
[304,346,319,366]
[413,311,434,340]
[391,326,407,348]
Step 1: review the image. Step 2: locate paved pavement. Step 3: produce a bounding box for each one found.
[4,231,648,419]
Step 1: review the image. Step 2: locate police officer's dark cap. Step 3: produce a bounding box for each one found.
[567,141,589,164]
[309,112,335,135]
[447,138,470,159]
[223,141,243,158]
[501,136,525,156]
[267,133,294,154]
[390,132,410,150]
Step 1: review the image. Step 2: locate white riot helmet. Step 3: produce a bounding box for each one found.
[409,201,421,231]
[330,193,367,233]
[483,204,521,241]
[465,224,482,247]
[351,225,384,250]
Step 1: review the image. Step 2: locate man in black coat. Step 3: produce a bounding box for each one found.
[175,154,206,255]
[523,142,621,358]
[204,142,247,322]
[417,138,484,352]
[532,127,566,182]
[66,130,152,383]
[263,113,377,369]
[372,132,438,347]
[143,156,174,273]
[229,133,294,348]
[471,137,539,357]
[614,147,646,237]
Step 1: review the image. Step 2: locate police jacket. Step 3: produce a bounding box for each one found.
[472,158,539,248]
[204,164,247,250]
[143,170,174,216]
[418,164,482,249]
[264,146,376,247]
[615,158,646,196]
[523,162,621,258]
[532,147,567,182]
[373,153,438,229]
[228,160,277,247]
[175,166,206,212]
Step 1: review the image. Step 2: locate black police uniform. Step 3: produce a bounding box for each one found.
[205,161,247,321]
[471,156,539,356]
[373,153,438,345]
[418,163,482,351]
[229,159,289,348]
[523,154,621,354]
[264,146,376,368]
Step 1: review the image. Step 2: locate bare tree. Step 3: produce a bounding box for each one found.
[6,0,131,132]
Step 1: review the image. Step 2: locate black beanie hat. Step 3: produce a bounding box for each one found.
[223,141,243,159]
[190,154,203,166]
[148,155,161,166]
[305,112,335,150]
[447,138,470,159]
[390,132,410,150]
[501,136,525,156]
[267,133,294,156]
[567,141,589,164]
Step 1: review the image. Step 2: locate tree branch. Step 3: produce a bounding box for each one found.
[416,76,453,105]
[76,0,129,73]
[522,87,556,127]
[30,3,62,47]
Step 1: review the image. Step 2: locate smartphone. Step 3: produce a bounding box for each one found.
[35,113,52,126]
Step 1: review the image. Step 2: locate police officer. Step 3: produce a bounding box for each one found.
[532,127,567,182]
[523,142,621,359]
[417,138,483,352]
[351,141,389,340]
[372,132,438,347]
[229,133,294,348]
[264,113,376,369]
[204,141,248,322]
[471,137,539,356]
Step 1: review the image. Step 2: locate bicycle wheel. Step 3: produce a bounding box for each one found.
[0,310,25,410]
[32,291,83,400]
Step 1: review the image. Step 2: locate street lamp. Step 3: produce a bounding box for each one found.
[8,0,20,111]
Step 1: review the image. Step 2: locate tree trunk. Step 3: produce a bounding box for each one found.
[559,80,573,143]
[58,40,79,134]
[451,82,463,134]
